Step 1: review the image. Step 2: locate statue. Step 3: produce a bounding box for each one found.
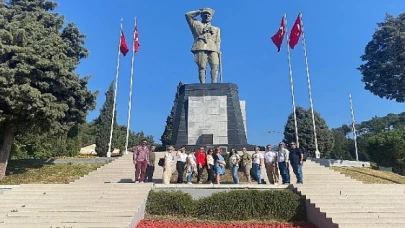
[185,8,221,84]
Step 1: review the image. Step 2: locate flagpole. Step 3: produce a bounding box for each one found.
[349,93,359,161]
[300,12,319,157]
[124,17,137,155]
[285,13,300,147]
[107,18,123,158]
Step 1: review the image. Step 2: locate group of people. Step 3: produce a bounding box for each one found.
[132,139,304,185]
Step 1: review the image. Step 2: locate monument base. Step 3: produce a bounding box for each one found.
[170,83,251,151]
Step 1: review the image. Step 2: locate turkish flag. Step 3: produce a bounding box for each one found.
[271,15,286,52]
[133,25,140,53]
[120,31,129,56]
[288,14,302,49]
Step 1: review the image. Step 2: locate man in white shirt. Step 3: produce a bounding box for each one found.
[264,145,279,185]
[251,146,264,184]
[277,142,290,184]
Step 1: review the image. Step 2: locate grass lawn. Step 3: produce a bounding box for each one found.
[331,167,405,184]
[170,167,261,184]
[0,160,101,185]
[145,214,298,224]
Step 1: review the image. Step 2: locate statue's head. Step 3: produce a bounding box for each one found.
[201,8,215,23]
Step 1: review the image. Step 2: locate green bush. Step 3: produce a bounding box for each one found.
[146,189,306,222]
[145,190,197,216]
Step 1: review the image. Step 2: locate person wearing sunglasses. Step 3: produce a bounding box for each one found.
[289,142,303,184]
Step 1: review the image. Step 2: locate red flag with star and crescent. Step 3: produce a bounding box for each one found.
[288,13,302,49]
[271,15,286,52]
[133,22,140,53]
[120,30,129,56]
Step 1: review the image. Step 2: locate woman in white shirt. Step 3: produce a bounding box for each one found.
[162,146,175,184]
[176,146,188,183]
[251,146,264,184]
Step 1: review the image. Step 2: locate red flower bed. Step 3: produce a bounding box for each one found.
[137,220,316,228]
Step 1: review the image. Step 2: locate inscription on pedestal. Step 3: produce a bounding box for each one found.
[187,96,228,145]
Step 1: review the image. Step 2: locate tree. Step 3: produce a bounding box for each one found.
[0,0,96,179]
[283,106,334,157]
[366,129,405,174]
[160,81,182,146]
[358,13,405,102]
[329,128,353,160]
[95,81,117,157]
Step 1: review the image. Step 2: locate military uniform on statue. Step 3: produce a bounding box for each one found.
[185,8,221,83]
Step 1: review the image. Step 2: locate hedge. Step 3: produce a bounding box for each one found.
[145,190,197,216]
[145,190,306,222]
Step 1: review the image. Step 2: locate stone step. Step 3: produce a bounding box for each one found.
[339,224,404,228]
[332,217,405,223]
[0,201,145,208]
[310,196,405,201]
[0,211,137,217]
[311,199,405,204]
[317,203,405,208]
[318,207,405,213]
[326,212,405,218]
[1,216,133,223]
[0,222,131,228]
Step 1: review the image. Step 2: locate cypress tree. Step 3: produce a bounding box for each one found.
[95,81,118,156]
[160,82,183,146]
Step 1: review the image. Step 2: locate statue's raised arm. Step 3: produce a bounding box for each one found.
[185,9,201,28]
[185,8,221,84]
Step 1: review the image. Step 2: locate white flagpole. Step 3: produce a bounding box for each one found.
[285,13,300,147]
[124,17,137,155]
[300,12,319,157]
[107,18,123,158]
[349,93,359,161]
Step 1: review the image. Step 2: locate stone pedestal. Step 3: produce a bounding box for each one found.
[170,83,249,150]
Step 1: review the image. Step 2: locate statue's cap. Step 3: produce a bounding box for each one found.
[201,8,215,16]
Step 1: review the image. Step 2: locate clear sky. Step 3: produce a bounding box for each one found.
[56,0,405,146]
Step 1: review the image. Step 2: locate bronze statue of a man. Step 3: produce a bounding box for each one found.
[185,8,221,83]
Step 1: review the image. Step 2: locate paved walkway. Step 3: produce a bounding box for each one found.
[0,153,151,228]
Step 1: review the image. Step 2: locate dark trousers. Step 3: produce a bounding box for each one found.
[144,165,155,182]
[197,165,206,182]
[278,162,290,184]
[176,161,186,183]
[207,165,214,182]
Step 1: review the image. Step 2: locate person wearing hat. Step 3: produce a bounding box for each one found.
[185,8,221,83]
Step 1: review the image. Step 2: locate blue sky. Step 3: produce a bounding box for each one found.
[57,0,405,146]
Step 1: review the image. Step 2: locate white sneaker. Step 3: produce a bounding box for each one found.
[187,182,193,184]
[274,183,279,186]
[135,181,139,183]
[140,181,144,183]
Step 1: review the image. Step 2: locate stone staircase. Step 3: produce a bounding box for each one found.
[295,159,405,228]
[0,153,152,228]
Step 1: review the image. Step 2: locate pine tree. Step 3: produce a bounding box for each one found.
[160,82,183,146]
[95,81,118,157]
[0,0,96,179]
[283,106,334,157]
